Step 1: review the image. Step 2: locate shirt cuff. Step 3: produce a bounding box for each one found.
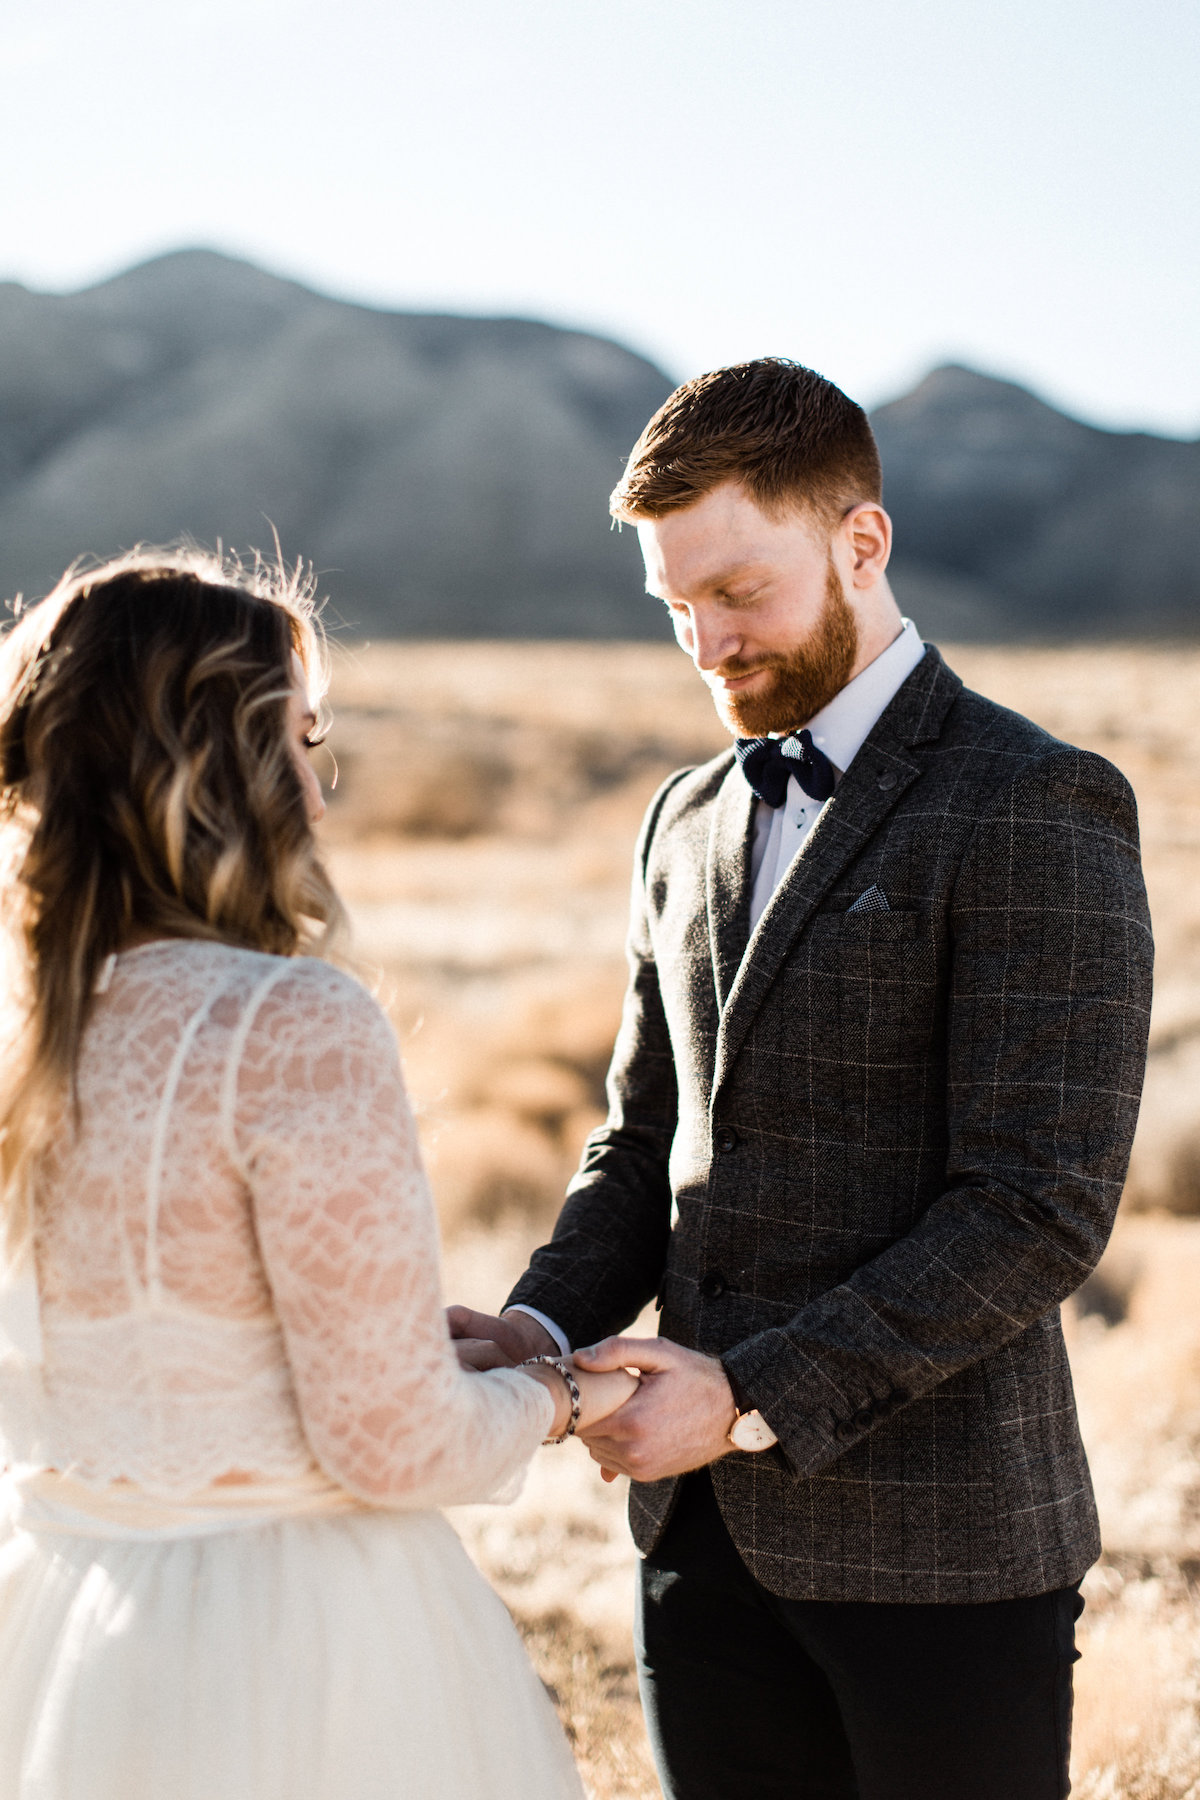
[503,1304,571,1358]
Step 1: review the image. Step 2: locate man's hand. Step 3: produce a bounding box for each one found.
[573,1337,738,1482]
[445,1305,559,1370]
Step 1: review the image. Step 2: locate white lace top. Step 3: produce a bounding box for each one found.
[0,940,553,1504]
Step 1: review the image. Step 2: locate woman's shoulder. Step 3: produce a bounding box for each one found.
[139,939,393,1054]
[235,952,396,1056]
[205,949,403,1123]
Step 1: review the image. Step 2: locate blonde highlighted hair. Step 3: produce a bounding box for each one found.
[0,547,346,1253]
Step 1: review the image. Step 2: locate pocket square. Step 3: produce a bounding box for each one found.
[847,884,890,915]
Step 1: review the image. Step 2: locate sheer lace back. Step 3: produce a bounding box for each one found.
[1,941,551,1503]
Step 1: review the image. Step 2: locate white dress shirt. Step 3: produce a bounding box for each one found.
[508,619,925,1356]
[748,620,925,930]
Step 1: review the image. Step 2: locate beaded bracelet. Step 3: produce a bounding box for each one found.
[521,1355,582,1445]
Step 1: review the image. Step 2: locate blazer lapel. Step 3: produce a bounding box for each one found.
[705,759,756,1013]
[711,647,963,1098]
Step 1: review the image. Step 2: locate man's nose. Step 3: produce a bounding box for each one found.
[688,608,741,672]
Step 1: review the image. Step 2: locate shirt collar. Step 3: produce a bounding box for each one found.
[804,619,925,776]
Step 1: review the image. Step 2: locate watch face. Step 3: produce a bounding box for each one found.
[729,1410,778,1452]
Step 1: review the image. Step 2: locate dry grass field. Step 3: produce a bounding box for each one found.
[318,640,1200,1800]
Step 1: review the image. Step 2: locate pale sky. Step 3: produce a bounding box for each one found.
[2,0,1197,435]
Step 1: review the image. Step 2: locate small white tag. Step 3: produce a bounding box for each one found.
[0,1260,45,1366]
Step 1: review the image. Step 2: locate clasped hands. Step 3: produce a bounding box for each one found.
[446,1306,737,1483]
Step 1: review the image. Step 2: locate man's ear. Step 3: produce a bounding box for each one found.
[841,503,892,588]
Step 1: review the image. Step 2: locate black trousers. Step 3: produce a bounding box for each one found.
[636,1470,1083,1800]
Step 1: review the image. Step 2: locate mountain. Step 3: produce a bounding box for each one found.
[0,251,1196,639]
[875,365,1200,639]
[0,250,674,637]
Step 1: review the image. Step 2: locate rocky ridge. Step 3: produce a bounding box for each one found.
[1,251,1196,639]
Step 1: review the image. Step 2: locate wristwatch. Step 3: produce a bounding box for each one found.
[727,1407,778,1452]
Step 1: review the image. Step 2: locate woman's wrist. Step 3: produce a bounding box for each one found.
[518,1360,575,1440]
[575,1366,640,1431]
[515,1357,638,1441]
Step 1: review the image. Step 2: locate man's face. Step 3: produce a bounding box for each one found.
[637,481,859,737]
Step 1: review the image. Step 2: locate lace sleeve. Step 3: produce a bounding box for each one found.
[226,962,554,1507]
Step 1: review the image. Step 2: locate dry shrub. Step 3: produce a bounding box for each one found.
[322,715,509,840]
[518,1611,660,1800]
[1166,1133,1200,1218]
[400,969,622,1235]
[1067,1217,1200,1795]
[1123,1038,1200,1216]
[1076,1236,1143,1326]
[1072,1586,1200,1799]
[424,1107,569,1232]
[481,1059,595,1127]
[424,1101,608,1235]
[511,988,623,1095]
[321,646,726,851]
[325,640,725,751]
[1067,1220,1200,1567]
[388,966,623,1117]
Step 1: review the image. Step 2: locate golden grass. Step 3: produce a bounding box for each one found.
[321,640,1200,1799]
[1064,1218,1200,1795]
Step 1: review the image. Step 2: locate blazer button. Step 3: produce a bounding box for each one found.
[853,1406,875,1430]
[877,771,898,791]
[700,1270,728,1299]
[714,1126,740,1153]
[833,1420,857,1442]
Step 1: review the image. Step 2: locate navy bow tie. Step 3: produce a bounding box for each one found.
[734,730,837,808]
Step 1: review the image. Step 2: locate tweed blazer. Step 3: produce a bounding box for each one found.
[508,647,1153,1603]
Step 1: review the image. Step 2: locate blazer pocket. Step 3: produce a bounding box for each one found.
[801,911,939,1073]
[808,910,923,957]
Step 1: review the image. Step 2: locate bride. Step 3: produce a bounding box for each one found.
[0,550,636,1800]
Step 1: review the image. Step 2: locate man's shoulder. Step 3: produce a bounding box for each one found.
[927,653,1133,807]
[943,678,1064,762]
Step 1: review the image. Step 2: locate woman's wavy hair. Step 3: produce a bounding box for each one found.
[0,547,346,1253]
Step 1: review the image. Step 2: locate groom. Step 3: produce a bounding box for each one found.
[450,359,1153,1798]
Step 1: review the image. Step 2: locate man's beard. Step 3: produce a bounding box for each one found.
[707,560,859,738]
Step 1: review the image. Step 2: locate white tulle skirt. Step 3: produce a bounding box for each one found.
[0,1470,584,1800]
